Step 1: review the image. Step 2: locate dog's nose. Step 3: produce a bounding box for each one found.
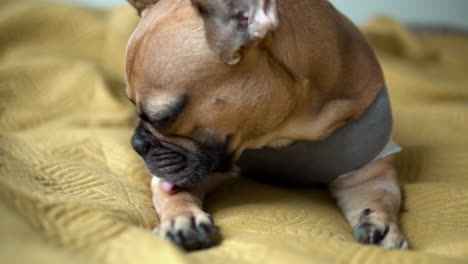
[132,133,150,156]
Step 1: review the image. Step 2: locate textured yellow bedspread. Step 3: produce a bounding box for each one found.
[1,1,467,263]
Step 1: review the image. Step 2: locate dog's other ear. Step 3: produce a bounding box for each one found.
[127,0,159,15]
[191,0,278,65]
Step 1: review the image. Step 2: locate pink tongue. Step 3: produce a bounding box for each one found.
[160,180,181,194]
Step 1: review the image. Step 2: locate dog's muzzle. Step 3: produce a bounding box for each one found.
[131,123,230,187]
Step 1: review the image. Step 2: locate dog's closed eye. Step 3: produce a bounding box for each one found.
[138,94,188,131]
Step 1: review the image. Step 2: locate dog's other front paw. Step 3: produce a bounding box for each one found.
[154,212,221,251]
[352,213,408,249]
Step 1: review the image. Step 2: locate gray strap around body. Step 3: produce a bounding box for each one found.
[237,86,393,185]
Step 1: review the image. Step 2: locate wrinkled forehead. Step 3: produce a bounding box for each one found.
[126,2,222,95]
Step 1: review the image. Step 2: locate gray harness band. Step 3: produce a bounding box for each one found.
[237,86,393,185]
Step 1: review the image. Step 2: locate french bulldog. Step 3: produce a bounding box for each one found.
[125,0,409,251]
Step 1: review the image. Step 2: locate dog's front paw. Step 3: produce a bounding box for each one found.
[154,212,221,251]
[353,213,408,249]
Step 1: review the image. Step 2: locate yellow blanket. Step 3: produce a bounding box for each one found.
[1,1,467,263]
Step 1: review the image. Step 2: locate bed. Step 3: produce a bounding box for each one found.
[1,1,467,263]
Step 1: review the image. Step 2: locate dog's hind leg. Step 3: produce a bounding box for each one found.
[329,155,409,249]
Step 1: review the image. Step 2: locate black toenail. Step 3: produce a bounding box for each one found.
[362,208,373,216]
[173,230,184,245]
[197,224,209,237]
[165,232,175,241]
[369,229,383,244]
[382,225,389,238]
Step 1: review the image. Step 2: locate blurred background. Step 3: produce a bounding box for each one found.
[52,0,468,29]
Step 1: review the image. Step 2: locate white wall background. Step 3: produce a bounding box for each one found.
[53,0,468,29]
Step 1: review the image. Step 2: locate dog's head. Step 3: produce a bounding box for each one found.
[126,0,297,187]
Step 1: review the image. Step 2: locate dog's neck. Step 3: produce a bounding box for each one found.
[264,0,384,105]
[233,0,388,152]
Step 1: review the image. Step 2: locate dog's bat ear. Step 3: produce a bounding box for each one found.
[191,0,278,65]
[127,0,159,15]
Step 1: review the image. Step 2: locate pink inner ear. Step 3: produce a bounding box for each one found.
[264,0,278,26]
[248,0,278,40]
[263,0,272,13]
